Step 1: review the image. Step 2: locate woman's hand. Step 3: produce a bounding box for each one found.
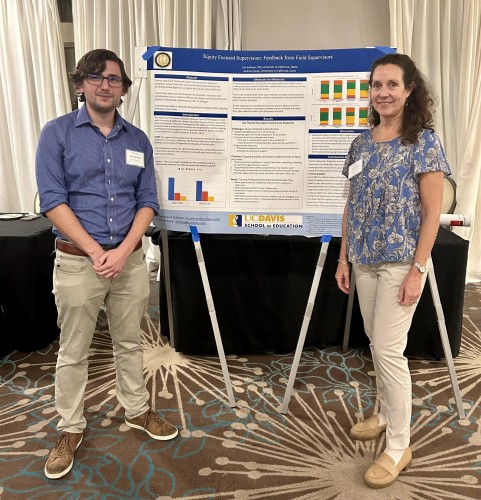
[398,268,422,306]
[335,260,351,294]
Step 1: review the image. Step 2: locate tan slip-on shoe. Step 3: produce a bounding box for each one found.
[126,409,178,441]
[364,447,412,488]
[44,431,83,479]
[350,414,387,440]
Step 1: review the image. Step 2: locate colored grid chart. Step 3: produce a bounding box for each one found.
[318,106,369,126]
[360,79,369,98]
[333,107,342,125]
[319,78,370,100]
[320,107,329,125]
[320,80,330,99]
[346,80,356,99]
[346,107,355,125]
[359,107,368,125]
[333,80,343,99]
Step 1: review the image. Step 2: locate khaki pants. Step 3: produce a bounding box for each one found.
[353,262,428,450]
[53,248,150,433]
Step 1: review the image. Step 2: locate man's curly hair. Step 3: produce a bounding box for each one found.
[69,49,132,105]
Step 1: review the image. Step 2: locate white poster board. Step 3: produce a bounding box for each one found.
[143,46,394,236]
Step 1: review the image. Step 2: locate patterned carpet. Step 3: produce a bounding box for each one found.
[0,275,480,499]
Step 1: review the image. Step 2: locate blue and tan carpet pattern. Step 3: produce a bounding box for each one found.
[0,277,480,499]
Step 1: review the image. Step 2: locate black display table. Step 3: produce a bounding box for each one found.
[158,227,468,359]
[0,216,59,355]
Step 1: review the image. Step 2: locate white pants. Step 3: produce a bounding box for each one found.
[353,262,427,450]
[53,247,150,433]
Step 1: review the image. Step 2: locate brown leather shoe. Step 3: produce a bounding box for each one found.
[125,410,178,441]
[44,431,83,479]
[350,414,386,440]
[364,448,412,488]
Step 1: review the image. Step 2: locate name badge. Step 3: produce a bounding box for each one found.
[348,158,362,179]
[126,150,145,168]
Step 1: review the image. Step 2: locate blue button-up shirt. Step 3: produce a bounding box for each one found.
[35,106,159,246]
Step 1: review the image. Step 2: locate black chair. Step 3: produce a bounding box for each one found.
[442,176,456,214]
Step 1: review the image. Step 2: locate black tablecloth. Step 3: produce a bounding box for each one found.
[159,227,468,359]
[0,217,59,355]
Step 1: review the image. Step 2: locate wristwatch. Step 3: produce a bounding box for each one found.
[413,262,427,273]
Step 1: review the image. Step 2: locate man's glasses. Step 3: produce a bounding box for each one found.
[86,74,123,88]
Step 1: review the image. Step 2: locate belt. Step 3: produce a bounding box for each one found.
[56,239,142,256]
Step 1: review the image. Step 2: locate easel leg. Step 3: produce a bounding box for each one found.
[190,226,236,408]
[161,229,175,348]
[342,270,356,351]
[427,257,465,419]
[279,236,331,414]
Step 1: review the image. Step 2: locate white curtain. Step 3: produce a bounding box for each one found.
[72,0,242,135]
[0,0,240,214]
[0,0,70,213]
[455,2,481,283]
[390,0,481,282]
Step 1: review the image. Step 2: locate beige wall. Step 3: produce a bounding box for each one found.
[241,0,390,50]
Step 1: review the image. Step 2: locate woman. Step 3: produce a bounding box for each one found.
[336,53,451,488]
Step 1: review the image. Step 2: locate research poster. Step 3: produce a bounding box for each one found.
[144,46,394,236]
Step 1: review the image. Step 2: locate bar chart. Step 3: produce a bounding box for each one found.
[167,177,187,201]
[196,180,215,202]
[164,175,225,206]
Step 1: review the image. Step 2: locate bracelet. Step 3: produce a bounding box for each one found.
[337,259,350,266]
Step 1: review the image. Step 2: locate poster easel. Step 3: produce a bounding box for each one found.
[131,46,468,419]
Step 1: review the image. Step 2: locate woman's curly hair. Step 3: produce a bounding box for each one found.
[368,53,436,144]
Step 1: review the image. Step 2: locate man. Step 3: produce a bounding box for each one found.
[35,49,178,480]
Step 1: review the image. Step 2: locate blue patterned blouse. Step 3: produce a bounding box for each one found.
[342,129,451,265]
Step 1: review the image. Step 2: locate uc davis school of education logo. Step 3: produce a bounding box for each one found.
[229,214,242,227]
[228,214,303,228]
